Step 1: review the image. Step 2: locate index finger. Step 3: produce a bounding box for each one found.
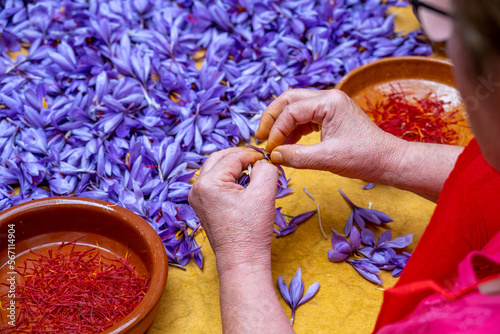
[255,89,321,141]
[202,150,264,183]
[200,147,258,177]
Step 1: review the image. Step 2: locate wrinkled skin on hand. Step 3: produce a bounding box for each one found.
[255,89,403,183]
[188,147,279,274]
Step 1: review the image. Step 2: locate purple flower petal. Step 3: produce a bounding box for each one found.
[289,268,304,307]
[362,182,375,190]
[379,234,413,249]
[274,207,287,229]
[327,249,350,263]
[278,276,292,306]
[298,282,320,306]
[358,246,374,259]
[95,71,108,104]
[370,247,396,265]
[349,226,361,251]
[328,235,351,263]
[361,228,376,247]
[288,210,316,227]
[344,212,354,236]
[347,259,383,285]
[377,230,393,246]
[303,187,315,201]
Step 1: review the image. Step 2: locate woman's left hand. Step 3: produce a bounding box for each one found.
[188,147,279,275]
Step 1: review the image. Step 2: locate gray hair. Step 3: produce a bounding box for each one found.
[455,0,500,75]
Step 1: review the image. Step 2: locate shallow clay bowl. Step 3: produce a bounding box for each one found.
[0,197,168,333]
[335,56,473,146]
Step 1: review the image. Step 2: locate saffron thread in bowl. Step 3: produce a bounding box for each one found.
[0,239,149,333]
[364,84,463,145]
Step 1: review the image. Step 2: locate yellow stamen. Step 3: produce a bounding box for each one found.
[170,92,181,103]
[151,73,160,84]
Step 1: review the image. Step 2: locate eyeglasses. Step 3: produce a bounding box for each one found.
[410,0,454,42]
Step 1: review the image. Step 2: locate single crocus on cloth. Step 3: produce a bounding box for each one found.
[274,207,317,237]
[339,189,393,236]
[277,268,320,326]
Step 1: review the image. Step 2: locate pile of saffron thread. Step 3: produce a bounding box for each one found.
[365,85,462,144]
[0,240,149,333]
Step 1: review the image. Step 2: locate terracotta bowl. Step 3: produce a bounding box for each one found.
[0,197,168,333]
[335,56,473,146]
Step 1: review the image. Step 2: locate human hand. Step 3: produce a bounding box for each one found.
[188,147,279,275]
[255,89,405,182]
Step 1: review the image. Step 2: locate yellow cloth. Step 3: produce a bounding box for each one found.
[146,7,437,334]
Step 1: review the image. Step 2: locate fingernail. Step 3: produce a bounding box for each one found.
[271,151,283,164]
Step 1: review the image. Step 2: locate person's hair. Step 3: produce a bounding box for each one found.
[454,0,500,76]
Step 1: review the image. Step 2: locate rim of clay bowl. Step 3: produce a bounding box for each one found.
[335,55,454,92]
[0,197,168,334]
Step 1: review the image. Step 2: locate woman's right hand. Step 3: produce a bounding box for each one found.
[255,88,406,183]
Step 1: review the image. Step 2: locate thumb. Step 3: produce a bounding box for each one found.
[270,143,333,170]
[246,160,279,197]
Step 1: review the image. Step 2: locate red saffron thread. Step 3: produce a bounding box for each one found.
[0,239,149,333]
[364,84,463,145]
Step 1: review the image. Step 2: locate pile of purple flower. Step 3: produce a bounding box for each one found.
[0,0,429,269]
[328,189,413,284]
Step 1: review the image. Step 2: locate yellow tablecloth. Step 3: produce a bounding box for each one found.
[146,7,433,334]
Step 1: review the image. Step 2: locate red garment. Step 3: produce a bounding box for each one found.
[375,139,500,332]
[377,232,500,334]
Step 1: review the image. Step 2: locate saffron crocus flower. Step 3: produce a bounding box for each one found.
[274,207,316,237]
[339,189,393,236]
[358,229,413,278]
[278,268,320,326]
[359,230,413,254]
[327,226,361,263]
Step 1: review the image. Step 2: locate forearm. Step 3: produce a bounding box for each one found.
[218,262,294,334]
[376,139,464,202]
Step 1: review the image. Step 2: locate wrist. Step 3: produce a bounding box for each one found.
[218,261,272,283]
[214,243,272,278]
[218,260,294,334]
[370,134,410,186]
